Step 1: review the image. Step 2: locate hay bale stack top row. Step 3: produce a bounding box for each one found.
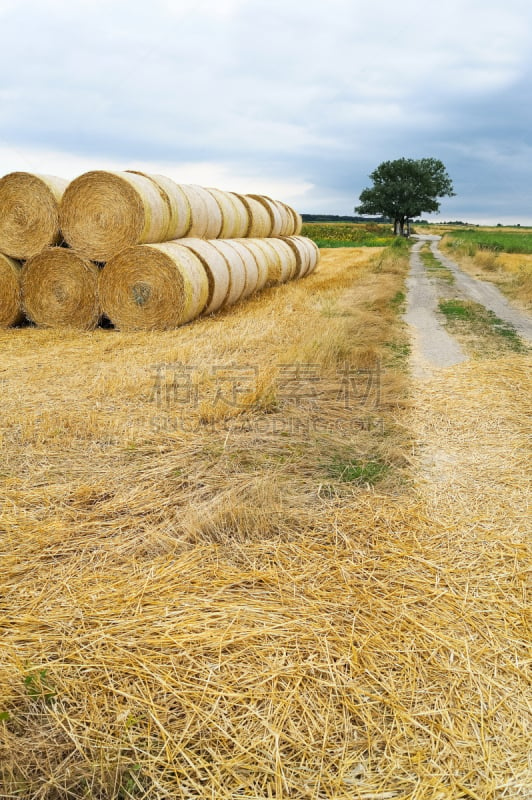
[0,171,303,261]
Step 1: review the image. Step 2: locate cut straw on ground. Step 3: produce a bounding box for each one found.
[1,245,530,799]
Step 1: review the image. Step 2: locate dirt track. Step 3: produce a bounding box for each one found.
[405,235,532,376]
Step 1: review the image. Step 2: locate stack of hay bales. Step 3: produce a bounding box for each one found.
[0,169,319,330]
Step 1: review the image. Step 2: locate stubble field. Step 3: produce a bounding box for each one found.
[1,239,530,799]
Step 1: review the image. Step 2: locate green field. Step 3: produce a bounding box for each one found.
[444,228,532,254]
[301,221,395,247]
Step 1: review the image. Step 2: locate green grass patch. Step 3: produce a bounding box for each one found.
[438,300,527,352]
[325,455,389,485]
[445,229,532,255]
[302,222,395,248]
[419,244,454,283]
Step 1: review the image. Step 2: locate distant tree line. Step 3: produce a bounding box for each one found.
[302,214,391,223]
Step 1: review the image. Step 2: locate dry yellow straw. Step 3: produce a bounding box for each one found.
[21,247,100,330]
[99,242,209,330]
[0,172,68,259]
[60,171,170,261]
[179,237,231,314]
[0,252,23,327]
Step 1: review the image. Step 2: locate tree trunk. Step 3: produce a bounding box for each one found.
[394,216,405,236]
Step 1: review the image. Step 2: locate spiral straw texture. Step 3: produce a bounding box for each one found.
[0,253,23,327]
[99,242,209,330]
[21,248,100,329]
[0,172,69,259]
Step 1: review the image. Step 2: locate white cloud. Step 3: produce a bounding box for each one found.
[0,0,531,221]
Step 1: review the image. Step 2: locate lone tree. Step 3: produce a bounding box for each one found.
[355,157,455,236]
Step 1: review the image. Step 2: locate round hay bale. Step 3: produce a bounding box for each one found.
[266,238,298,283]
[276,201,299,236]
[99,242,209,330]
[293,210,303,235]
[0,253,23,327]
[247,195,283,236]
[243,238,283,287]
[179,238,231,315]
[233,238,270,291]
[0,172,69,259]
[21,248,100,329]
[180,185,223,239]
[127,171,192,240]
[236,195,272,237]
[208,240,247,306]
[303,236,320,275]
[60,171,170,261]
[277,236,311,278]
[219,240,260,299]
[206,188,249,238]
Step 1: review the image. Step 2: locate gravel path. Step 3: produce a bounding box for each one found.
[404,237,466,376]
[430,239,532,342]
[404,235,532,376]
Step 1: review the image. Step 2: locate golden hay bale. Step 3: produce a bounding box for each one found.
[265,237,298,283]
[21,248,100,329]
[0,172,69,259]
[277,235,311,278]
[99,242,209,330]
[0,252,23,327]
[247,195,284,236]
[206,188,249,238]
[219,240,260,299]
[236,194,273,237]
[304,236,320,275]
[179,238,231,315]
[232,238,270,291]
[60,171,170,261]
[242,238,283,286]
[180,185,223,239]
[208,240,247,306]
[127,172,192,240]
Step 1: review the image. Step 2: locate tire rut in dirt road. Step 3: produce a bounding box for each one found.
[430,240,532,343]
[404,237,467,376]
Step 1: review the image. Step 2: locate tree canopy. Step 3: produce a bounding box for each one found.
[355,157,455,236]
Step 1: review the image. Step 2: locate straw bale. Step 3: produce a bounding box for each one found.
[237,194,273,237]
[60,171,170,261]
[247,194,284,236]
[277,235,312,278]
[232,238,270,291]
[0,253,23,327]
[218,239,260,299]
[305,236,320,274]
[127,171,192,240]
[21,247,100,329]
[205,188,249,238]
[243,237,283,286]
[283,202,303,235]
[99,242,209,330]
[0,172,68,259]
[180,184,223,239]
[208,239,247,305]
[179,237,231,314]
[266,237,298,282]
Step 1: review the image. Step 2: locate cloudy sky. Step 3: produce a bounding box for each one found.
[1,0,531,224]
